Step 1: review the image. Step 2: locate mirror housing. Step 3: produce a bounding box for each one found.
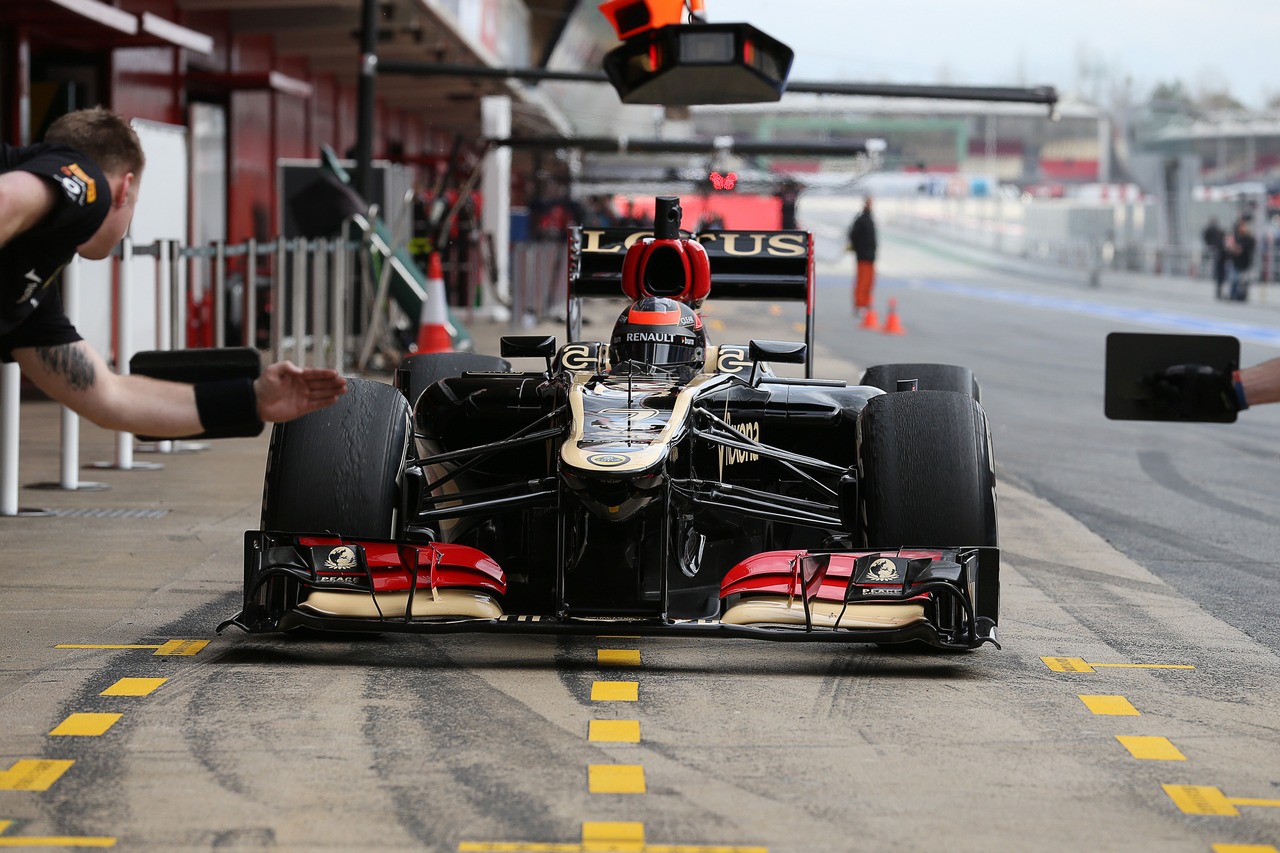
[500,335,558,360]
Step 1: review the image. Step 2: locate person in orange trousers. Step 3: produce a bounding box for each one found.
[848,196,877,315]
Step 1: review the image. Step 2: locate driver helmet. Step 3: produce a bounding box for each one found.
[609,296,706,374]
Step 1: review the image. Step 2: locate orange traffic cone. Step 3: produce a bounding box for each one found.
[859,306,881,330]
[882,298,906,335]
[415,252,455,354]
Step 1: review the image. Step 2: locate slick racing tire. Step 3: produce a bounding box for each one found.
[399,352,510,412]
[261,377,412,539]
[860,363,980,402]
[856,390,997,549]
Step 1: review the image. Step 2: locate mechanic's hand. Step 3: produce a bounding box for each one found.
[1150,363,1240,416]
[253,361,348,423]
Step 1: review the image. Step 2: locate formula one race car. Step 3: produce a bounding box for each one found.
[222,197,1000,650]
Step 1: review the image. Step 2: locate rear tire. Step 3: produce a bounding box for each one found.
[399,352,510,412]
[856,390,997,549]
[860,363,980,401]
[261,378,411,539]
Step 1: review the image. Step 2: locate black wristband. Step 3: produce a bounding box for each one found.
[194,377,264,438]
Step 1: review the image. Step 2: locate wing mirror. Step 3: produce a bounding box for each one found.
[500,335,558,374]
[747,339,807,385]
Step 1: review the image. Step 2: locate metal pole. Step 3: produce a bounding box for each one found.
[356,0,378,203]
[54,257,106,491]
[292,239,308,365]
[1,364,20,515]
[332,237,347,373]
[313,241,329,369]
[273,238,287,362]
[245,238,258,350]
[213,240,226,348]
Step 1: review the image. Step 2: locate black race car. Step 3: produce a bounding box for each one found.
[222,197,999,650]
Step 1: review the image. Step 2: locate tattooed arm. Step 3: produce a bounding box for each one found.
[13,340,204,436]
[12,340,347,436]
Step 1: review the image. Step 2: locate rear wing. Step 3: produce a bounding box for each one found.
[567,226,816,375]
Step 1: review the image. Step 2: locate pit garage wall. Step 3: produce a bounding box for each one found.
[103,5,443,346]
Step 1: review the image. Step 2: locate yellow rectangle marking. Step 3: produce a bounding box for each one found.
[1213,845,1280,853]
[591,681,638,702]
[1163,784,1239,816]
[50,713,122,737]
[101,677,166,697]
[154,639,208,656]
[1079,695,1140,716]
[588,764,646,794]
[582,822,644,846]
[1042,656,1094,672]
[589,720,641,743]
[598,650,641,667]
[0,760,75,791]
[1116,736,1185,761]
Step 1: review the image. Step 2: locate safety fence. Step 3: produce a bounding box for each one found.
[0,217,413,517]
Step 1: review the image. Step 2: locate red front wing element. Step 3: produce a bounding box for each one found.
[300,536,506,596]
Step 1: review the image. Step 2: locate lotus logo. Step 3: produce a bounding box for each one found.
[587,453,630,467]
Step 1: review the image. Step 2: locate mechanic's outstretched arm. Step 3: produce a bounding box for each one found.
[13,340,346,437]
[1238,357,1280,407]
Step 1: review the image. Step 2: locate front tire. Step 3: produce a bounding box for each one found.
[856,390,997,549]
[261,378,411,539]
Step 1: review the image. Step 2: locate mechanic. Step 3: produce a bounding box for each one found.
[847,196,877,317]
[0,106,346,438]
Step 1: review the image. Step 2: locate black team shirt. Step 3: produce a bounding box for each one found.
[0,143,111,360]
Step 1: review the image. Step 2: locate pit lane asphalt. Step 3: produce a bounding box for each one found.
[0,240,1278,852]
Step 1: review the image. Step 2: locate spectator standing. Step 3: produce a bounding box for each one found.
[848,197,877,316]
[1202,216,1227,299]
[1228,217,1257,302]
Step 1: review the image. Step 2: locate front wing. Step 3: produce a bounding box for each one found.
[221,532,998,650]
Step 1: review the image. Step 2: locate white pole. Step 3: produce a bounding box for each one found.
[1,362,20,516]
[154,240,173,454]
[116,237,135,469]
[332,238,346,373]
[480,95,512,320]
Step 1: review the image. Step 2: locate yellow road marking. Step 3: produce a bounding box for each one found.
[598,650,641,667]
[56,640,207,656]
[589,720,641,743]
[1078,695,1140,715]
[1163,785,1280,816]
[1042,656,1194,673]
[0,820,115,848]
[1213,845,1280,853]
[582,823,644,846]
[100,677,166,697]
[1116,736,1185,761]
[588,765,646,794]
[458,843,768,852]
[591,681,638,702]
[50,714,122,737]
[154,639,208,656]
[0,761,74,792]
